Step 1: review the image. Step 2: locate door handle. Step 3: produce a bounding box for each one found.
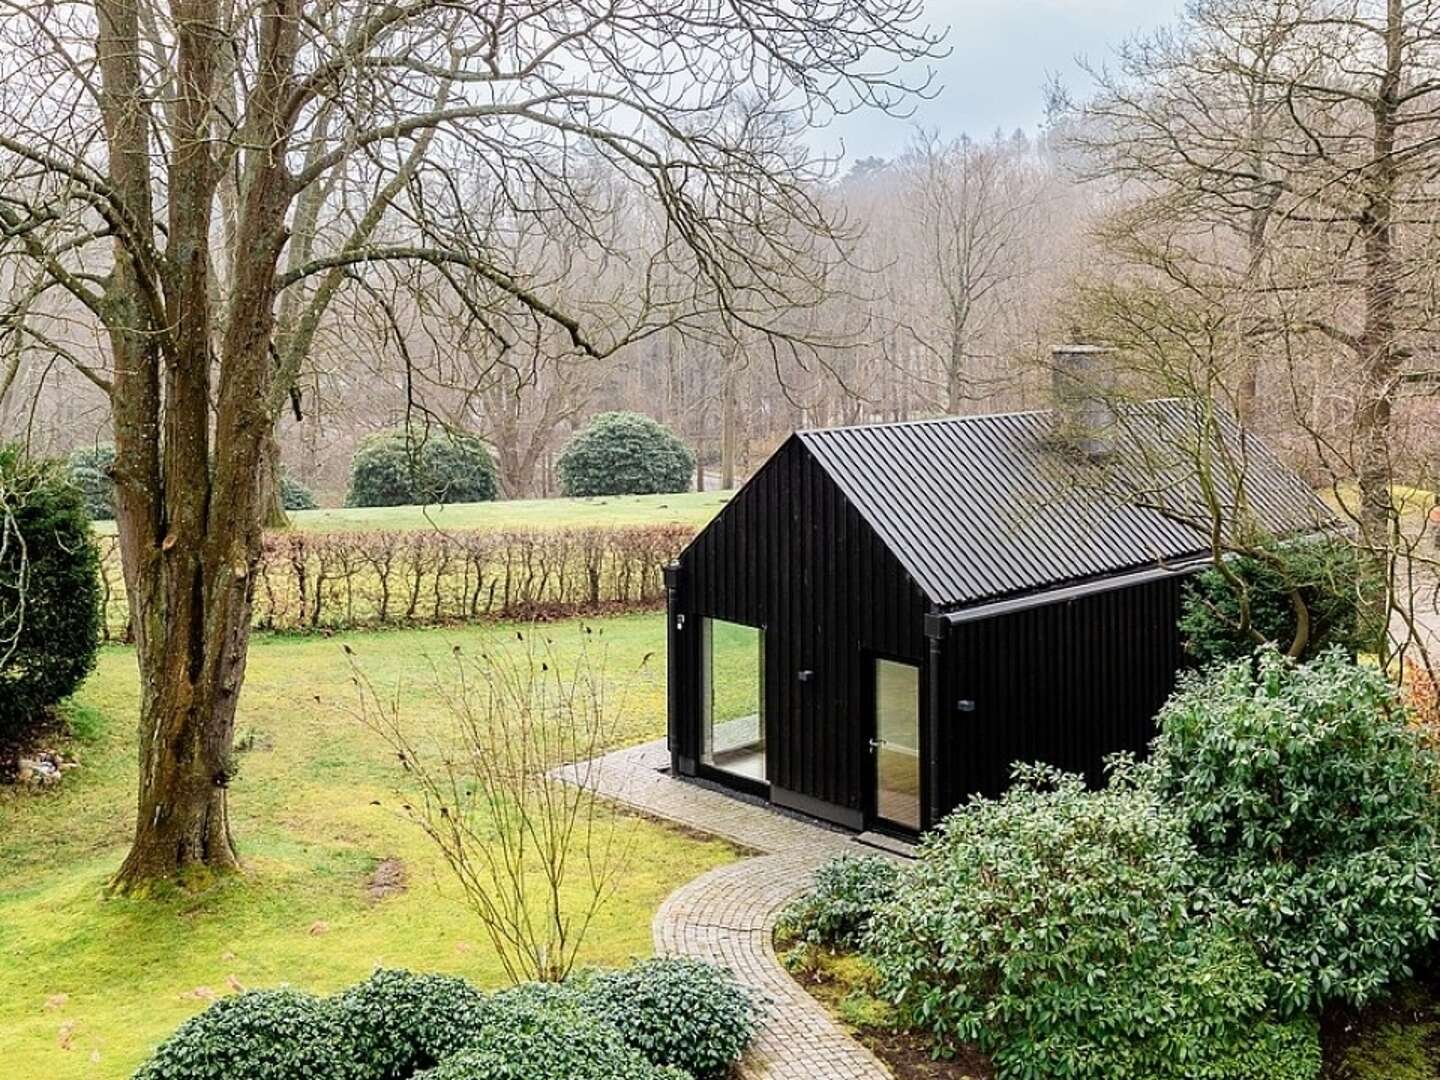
[869,738,887,751]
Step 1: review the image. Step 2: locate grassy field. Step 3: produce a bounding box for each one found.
[0,613,741,1079]
[92,490,734,536]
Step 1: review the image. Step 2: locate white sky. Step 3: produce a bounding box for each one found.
[815,0,1184,160]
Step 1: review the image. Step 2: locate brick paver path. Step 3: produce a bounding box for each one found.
[554,739,898,1080]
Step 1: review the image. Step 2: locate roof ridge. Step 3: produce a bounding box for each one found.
[796,397,1191,437]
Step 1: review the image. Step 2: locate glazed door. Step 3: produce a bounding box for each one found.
[871,658,921,830]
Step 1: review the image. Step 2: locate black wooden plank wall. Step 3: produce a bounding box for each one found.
[937,574,1187,809]
[677,438,929,817]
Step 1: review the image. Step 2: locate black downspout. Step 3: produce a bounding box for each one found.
[923,612,947,831]
[663,562,692,776]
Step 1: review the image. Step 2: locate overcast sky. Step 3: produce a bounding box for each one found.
[816,0,1184,160]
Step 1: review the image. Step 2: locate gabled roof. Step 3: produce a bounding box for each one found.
[797,400,1333,611]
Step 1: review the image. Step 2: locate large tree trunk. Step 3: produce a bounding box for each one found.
[104,0,297,891]
[260,431,289,529]
[1356,0,1402,552]
[946,324,966,413]
[720,348,739,490]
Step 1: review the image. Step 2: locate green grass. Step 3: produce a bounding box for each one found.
[0,613,738,1078]
[93,490,734,536]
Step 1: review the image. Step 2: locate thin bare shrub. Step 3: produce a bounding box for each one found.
[350,627,640,984]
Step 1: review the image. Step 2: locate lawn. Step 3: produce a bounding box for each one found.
[92,490,734,536]
[0,613,739,1079]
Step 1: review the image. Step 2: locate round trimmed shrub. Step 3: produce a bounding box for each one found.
[280,472,318,512]
[133,990,352,1080]
[0,446,101,751]
[346,429,497,508]
[414,982,681,1080]
[775,854,899,951]
[866,765,1320,1080]
[582,957,760,1078]
[556,412,694,497]
[331,968,492,1080]
[1150,647,1440,1010]
[66,443,116,520]
[1178,537,1383,664]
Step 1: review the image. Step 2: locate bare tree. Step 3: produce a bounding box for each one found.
[0,0,943,888]
[901,130,1043,412]
[1071,0,1440,557]
[351,628,639,984]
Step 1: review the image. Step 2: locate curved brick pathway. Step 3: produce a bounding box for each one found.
[555,739,899,1079]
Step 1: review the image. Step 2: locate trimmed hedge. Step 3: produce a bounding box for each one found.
[0,446,102,749]
[1150,648,1440,1010]
[557,413,694,497]
[347,429,497,508]
[95,524,690,639]
[582,957,760,1078]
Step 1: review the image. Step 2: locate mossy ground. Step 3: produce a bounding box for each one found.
[0,613,739,1079]
[1326,976,1440,1079]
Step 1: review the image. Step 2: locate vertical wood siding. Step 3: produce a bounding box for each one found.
[675,437,929,818]
[937,575,1187,806]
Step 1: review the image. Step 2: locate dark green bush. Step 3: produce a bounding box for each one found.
[1178,537,1383,664]
[775,855,899,951]
[581,956,759,1078]
[346,429,497,508]
[280,471,319,512]
[0,446,102,750]
[556,412,694,497]
[66,443,116,521]
[1150,647,1440,1011]
[132,990,353,1080]
[414,982,682,1080]
[331,968,492,1080]
[866,765,1320,1080]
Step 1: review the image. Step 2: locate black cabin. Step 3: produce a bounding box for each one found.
[664,392,1329,836]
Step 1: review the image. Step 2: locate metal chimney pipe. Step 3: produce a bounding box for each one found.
[1051,344,1115,460]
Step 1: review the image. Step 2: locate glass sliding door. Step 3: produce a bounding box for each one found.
[701,618,766,783]
[873,658,921,830]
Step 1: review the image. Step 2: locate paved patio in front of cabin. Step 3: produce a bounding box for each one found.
[553,739,910,1080]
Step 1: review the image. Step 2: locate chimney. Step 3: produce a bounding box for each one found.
[1051,344,1115,460]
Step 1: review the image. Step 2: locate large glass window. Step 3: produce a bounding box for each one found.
[701,618,765,782]
[874,658,921,830]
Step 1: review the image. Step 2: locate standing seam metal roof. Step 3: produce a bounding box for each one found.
[796,400,1334,611]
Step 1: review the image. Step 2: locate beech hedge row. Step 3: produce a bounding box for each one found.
[96,524,692,638]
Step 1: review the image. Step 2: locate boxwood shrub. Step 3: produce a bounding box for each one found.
[415,982,682,1080]
[66,443,116,520]
[0,446,102,750]
[331,968,492,1080]
[581,956,759,1078]
[346,429,497,508]
[556,412,694,497]
[280,471,319,512]
[866,765,1320,1080]
[1150,647,1440,1010]
[132,990,353,1080]
[775,854,899,951]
